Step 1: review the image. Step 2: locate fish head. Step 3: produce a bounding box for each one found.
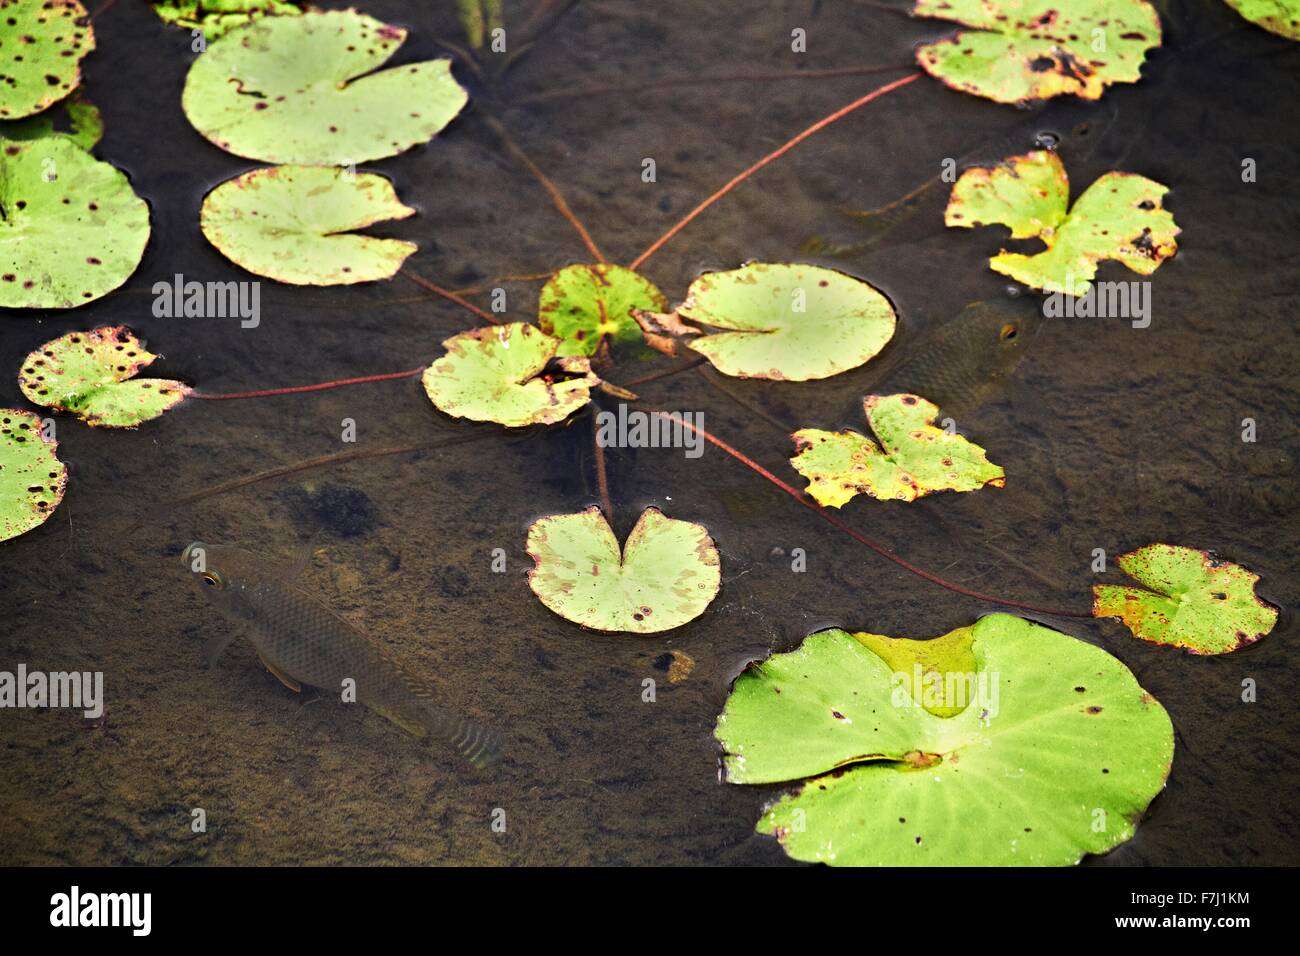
[181,541,263,622]
[954,299,1044,381]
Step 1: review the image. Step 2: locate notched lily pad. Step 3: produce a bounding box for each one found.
[1,407,66,542]
[790,393,1004,507]
[537,264,667,358]
[200,165,416,285]
[149,1,304,40]
[526,506,721,634]
[422,321,597,428]
[1093,543,1278,654]
[0,0,95,120]
[715,613,1175,866]
[913,0,1162,105]
[1224,0,1300,41]
[0,94,102,150]
[181,9,469,164]
[18,326,190,427]
[945,149,1179,293]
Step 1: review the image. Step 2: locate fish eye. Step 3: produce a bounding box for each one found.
[999,323,1019,341]
[201,572,222,588]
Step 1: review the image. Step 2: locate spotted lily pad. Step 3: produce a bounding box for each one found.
[200,165,416,285]
[945,149,1179,294]
[423,322,597,428]
[150,1,303,40]
[537,264,667,358]
[791,394,1004,507]
[913,0,1161,105]
[1093,544,1278,654]
[0,136,150,308]
[1224,0,1300,40]
[0,94,102,150]
[0,0,94,120]
[1,407,66,542]
[716,613,1174,866]
[526,506,721,634]
[181,9,469,165]
[18,326,190,427]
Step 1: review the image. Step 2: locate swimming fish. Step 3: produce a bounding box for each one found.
[183,542,501,768]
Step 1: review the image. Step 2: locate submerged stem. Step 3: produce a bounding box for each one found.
[192,368,424,401]
[401,269,503,325]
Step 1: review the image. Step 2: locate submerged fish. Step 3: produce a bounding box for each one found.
[183,542,501,768]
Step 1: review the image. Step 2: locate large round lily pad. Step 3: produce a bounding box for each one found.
[200,165,417,285]
[537,264,667,358]
[0,136,150,308]
[716,613,1174,866]
[181,9,469,164]
[0,0,94,120]
[1,407,66,543]
[18,326,190,427]
[526,506,721,634]
[1093,543,1278,654]
[1224,0,1300,40]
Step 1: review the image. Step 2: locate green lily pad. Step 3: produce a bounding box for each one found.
[526,506,721,634]
[1224,0,1300,40]
[913,0,1161,105]
[0,95,102,150]
[18,326,190,427]
[149,1,303,40]
[716,613,1175,866]
[0,136,150,308]
[422,321,598,428]
[0,0,95,120]
[1093,544,1278,654]
[181,9,469,164]
[790,394,1004,507]
[673,263,896,381]
[945,149,1179,294]
[537,264,668,358]
[200,165,417,286]
[1,407,67,543]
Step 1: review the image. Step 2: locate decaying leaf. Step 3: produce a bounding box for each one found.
[0,95,102,151]
[537,264,668,358]
[0,408,67,543]
[149,1,304,40]
[1223,0,1300,40]
[0,0,94,120]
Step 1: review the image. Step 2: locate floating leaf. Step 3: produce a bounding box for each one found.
[1,408,66,543]
[526,506,721,634]
[0,136,150,308]
[790,394,1004,507]
[200,165,416,286]
[945,149,1179,293]
[672,263,896,381]
[422,322,597,428]
[18,326,190,427]
[537,264,667,358]
[181,10,468,164]
[913,0,1161,105]
[715,613,1174,866]
[0,95,102,150]
[1093,544,1278,654]
[0,0,95,120]
[149,1,303,40]
[1223,0,1300,40]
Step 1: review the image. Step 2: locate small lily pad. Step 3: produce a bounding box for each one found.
[526,506,721,634]
[149,1,303,40]
[181,9,469,164]
[0,136,150,308]
[200,165,417,285]
[715,613,1175,866]
[1224,0,1300,40]
[0,94,102,150]
[913,0,1162,105]
[790,394,1004,507]
[18,326,190,427]
[1,407,67,543]
[537,264,668,358]
[945,149,1179,293]
[422,322,598,428]
[1093,544,1278,654]
[0,0,95,120]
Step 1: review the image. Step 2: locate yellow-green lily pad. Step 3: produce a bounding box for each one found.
[1,407,67,543]
[0,0,94,120]
[526,506,721,634]
[1223,0,1300,40]
[149,1,303,40]
[1093,544,1279,654]
[537,264,667,358]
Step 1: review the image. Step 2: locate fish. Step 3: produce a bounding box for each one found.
[182,542,501,769]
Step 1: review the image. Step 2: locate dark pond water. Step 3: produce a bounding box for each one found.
[1,0,1297,865]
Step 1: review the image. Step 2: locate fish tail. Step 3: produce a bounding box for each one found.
[421,706,503,769]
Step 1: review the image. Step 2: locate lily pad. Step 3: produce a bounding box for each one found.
[200,165,417,285]
[0,95,102,150]
[790,394,1004,507]
[0,0,95,120]
[18,326,190,427]
[715,613,1175,866]
[422,322,598,428]
[913,0,1161,105]
[0,136,150,308]
[526,506,721,634]
[181,9,469,164]
[150,1,303,40]
[1,407,66,543]
[672,263,896,381]
[537,264,668,358]
[1093,544,1278,654]
[1224,0,1300,40]
[945,149,1179,293]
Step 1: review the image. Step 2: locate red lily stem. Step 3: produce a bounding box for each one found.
[644,409,1091,619]
[628,72,923,271]
[591,411,615,522]
[192,367,424,401]
[401,269,502,325]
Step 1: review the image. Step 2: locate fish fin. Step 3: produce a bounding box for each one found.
[257,654,302,693]
[281,532,324,582]
[370,704,427,738]
[202,633,235,668]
